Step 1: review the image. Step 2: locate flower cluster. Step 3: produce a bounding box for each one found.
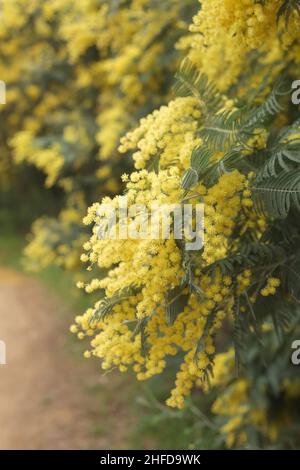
[184,0,300,90]
[0,0,194,270]
[2,0,300,449]
[74,0,300,419]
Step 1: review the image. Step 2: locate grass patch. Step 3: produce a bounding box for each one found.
[0,230,90,312]
[0,231,25,269]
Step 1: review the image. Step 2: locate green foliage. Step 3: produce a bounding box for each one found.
[255,0,300,26]
[166,284,189,326]
[253,170,300,218]
[91,286,136,322]
[256,140,300,181]
[174,58,222,114]
[178,62,300,224]
[199,80,290,150]
[277,0,300,25]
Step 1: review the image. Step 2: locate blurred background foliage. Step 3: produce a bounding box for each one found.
[0,0,196,270]
[1,0,300,450]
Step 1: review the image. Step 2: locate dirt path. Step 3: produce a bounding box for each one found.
[0,267,133,450]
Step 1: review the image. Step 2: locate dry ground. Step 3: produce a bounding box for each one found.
[0,267,134,449]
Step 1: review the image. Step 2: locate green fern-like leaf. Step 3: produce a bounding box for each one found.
[203,242,288,278]
[173,58,222,114]
[204,148,246,185]
[131,317,150,357]
[277,0,300,26]
[200,79,290,151]
[256,139,300,182]
[199,108,253,151]
[190,145,214,176]
[252,170,300,218]
[165,283,189,325]
[91,285,137,322]
[255,0,300,26]
[181,167,198,189]
[184,143,248,190]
